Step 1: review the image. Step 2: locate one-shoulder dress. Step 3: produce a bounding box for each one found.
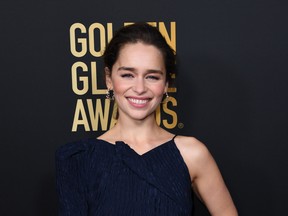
[55,137,193,215]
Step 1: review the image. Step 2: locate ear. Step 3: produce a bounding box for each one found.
[164,81,169,93]
[105,67,113,89]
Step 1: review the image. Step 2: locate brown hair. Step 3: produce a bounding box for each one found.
[103,22,176,85]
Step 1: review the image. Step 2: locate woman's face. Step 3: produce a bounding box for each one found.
[106,42,168,121]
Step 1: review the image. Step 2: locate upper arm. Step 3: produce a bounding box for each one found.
[175,136,238,216]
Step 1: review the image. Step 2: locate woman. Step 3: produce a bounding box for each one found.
[56,23,238,215]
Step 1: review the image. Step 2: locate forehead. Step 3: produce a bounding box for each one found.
[116,42,165,67]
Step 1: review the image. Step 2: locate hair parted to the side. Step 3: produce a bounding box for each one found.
[103,22,176,86]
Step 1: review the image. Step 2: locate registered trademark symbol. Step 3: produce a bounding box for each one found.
[178,122,184,129]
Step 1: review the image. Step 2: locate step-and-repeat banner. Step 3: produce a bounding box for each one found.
[1,1,287,215]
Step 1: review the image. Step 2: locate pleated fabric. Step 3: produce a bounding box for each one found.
[56,137,193,216]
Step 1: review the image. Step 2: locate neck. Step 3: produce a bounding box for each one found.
[115,115,161,142]
[99,110,174,149]
[99,112,174,153]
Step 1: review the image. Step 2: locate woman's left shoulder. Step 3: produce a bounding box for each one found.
[173,135,214,177]
[174,135,210,157]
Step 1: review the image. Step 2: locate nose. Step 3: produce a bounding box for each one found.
[132,78,147,94]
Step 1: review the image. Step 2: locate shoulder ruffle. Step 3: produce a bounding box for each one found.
[56,139,91,160]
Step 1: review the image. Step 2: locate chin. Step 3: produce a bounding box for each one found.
[121,110,155,121]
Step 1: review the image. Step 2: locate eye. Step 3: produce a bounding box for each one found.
[146,75,160,80]
[121,73,134,78]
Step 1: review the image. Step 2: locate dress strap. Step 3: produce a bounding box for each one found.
[172,134,177,140]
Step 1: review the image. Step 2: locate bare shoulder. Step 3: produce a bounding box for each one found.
[174,135,211,160]
[174,135,214,179]
[174,136,238,215]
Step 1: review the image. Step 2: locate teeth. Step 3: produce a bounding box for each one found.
[128,98,148,104]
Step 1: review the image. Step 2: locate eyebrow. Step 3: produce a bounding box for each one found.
[117,66,164,74]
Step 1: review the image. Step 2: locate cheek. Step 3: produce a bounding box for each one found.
[111,81,128,96]
[152,85,166,96]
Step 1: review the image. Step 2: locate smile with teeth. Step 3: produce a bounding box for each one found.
[127,97,149,105]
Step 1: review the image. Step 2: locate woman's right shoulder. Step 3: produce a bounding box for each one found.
[55,138,102,161]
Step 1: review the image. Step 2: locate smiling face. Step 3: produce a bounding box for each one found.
[106,42,168,121]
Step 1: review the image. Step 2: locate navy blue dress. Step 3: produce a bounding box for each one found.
[56,137,193,215]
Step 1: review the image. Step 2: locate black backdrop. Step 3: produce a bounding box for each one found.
[1,0,288,215]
